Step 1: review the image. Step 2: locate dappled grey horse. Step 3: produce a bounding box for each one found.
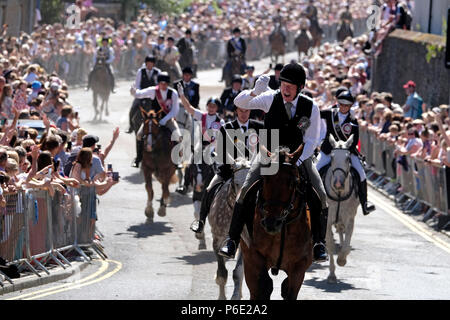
[321,135,360,284]
[208,158,250,300]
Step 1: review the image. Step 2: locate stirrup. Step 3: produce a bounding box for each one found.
[190,220,204,233]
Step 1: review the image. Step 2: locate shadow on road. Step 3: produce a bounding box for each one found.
[169,192,195,207]
[123,171,145,184]
[116,222,173,238]
[175,251,216,265]
[303,276,368,293]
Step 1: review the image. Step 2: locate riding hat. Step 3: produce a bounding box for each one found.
[279,63,306,88]
[207,97,222,109]
[335,86,348,98]
[337,90,355,105]
[232,27,241,34]
[274,63,284,71]
[157,72,171,83]
[231,74,242,84]
[167,36,175,42]
[182,66,193,74]
[245,65,255,71]
[145,55,156,63]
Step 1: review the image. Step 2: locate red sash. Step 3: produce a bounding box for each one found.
[155,86,171,114]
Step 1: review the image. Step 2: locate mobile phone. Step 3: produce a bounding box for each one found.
[269,63,273,69]
[112,172,119,182]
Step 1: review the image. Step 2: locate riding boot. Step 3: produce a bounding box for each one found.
[219,202,246,259]
[85,71,93,91]
[190,181,223,233]
[133,139,144,168]
[358,180,376,215]
[311,207,329,263]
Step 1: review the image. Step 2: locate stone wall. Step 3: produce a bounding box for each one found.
[372,29,450,108]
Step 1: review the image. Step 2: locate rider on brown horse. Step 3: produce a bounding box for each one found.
[86,37,116,94]
[219,63,330,263]
[131,72,182,151]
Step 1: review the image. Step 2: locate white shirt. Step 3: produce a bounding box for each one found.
[237,119,249,133]
[134,87,179,126]
[193,110,225,129]
[234,89,321,163]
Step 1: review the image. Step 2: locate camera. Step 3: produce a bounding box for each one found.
[112,172,120,182]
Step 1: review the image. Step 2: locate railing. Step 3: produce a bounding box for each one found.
[360,129,450,230]
[0,186,106,288]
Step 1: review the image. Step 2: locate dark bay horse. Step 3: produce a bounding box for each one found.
[337,19,354,43]
[140,108,178,223]
[294,30,313,61]
[90,57,111,121]
[269,24,286,64]
[240,149,312,300]
[309,19,323,48]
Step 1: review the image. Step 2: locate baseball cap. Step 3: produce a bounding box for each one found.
[32,81,42,89]
[82,134,99,148]
[403,80,416,89]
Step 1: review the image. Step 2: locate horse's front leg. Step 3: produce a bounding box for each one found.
[282,258,309,300]
[143,166,154,223]
[231,249,244,300]
[337,216,355,267]
[242,244,273,300]
[93,93,99,121]
[326,221,337,284]
[157,181,170,217]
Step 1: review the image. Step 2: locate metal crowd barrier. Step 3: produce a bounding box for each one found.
[0,186,104,288]
[361,130,450,221]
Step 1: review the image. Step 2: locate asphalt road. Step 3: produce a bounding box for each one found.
[2,53,450,300]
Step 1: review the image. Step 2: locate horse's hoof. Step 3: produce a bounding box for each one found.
[145,217,153,224]
[145,206,154,218]
[230,294,242,301]
[195,231,205,240]
[157,206,166,217]
[337,257,347,267]
[198,242,206,250]
[327,274,337,284]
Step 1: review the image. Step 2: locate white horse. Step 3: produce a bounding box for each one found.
[208,158,250,300]
[322,135,360,284]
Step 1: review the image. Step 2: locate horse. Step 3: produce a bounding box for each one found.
[320,135,359,284]
[208,158,251,300]
[224,55,245,87]
[90,57,111,121]
[191,162,216,250]
[337,19,354,43]
[294,30,313,61]
[309,18,323,48]
[240,148,313,300]
[140,108,178,223]
[269,24,286,64]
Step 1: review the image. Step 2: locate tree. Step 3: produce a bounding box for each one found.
[40,0,65,25]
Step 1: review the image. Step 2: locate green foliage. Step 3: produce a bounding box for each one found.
[425,43,444,64]
[40,0,65,25]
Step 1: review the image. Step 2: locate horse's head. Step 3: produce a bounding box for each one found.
[140,107,162,136]
[96,56,106,66]
[328,134,353,193]
[231,157,251,190]
[259,148,304,235]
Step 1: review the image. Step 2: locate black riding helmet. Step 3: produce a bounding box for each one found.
[157,72,171,83]
[207,97,222,110]
[231,74,242,84]
[279,63,307,89]
[145,55,156,63]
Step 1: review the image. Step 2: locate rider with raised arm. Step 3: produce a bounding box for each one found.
[317,90,375,216]
[130,72,181,152]
[218,63,330,263]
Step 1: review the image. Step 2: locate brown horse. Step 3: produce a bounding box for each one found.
[140,108,178,223]
[240,149,312,300]
[337,19,354,43]
[309,19,323,48]
[294,30,313,61]
[269,24,286,64]
[91,57,111,121]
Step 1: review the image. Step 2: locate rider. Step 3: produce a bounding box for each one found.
[131,72,181,152]
[221,28,247,83]
[268,63,284,90]
[86,37,116,94]
[190,104,264,234]
[241,65,256,90]
[218,63,329,263]
[220,75,243,120]
[305,0,323,36]
[317,90,376,216]
[173,66,200,194]
[163,36,182,80]
[177,83,225,229]
[176,29,197,76]
[129,55,161,167]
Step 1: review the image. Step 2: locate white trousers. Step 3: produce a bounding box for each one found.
[316,151,366,182]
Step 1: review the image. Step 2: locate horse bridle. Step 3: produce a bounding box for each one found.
[258,164,306,225]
